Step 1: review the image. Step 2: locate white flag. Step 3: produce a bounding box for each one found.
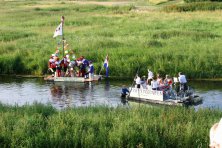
[53,23,63,38]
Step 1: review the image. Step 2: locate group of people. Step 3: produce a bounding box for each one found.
[48,49,94,79]
[121,70,188,97]
[134,70,188,92]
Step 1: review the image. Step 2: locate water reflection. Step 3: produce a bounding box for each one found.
[0,75,221,109]
[46,80,126,109]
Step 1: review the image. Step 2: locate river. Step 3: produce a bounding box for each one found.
[0,76,221,109]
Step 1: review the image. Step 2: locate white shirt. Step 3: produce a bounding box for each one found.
[135,77,141,85]
[151,80,159,89]
[148,71,153,79]
[49,58,55,63]
[178,75,187,83]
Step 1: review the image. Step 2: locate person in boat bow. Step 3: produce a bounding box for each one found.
[121,85,129,97]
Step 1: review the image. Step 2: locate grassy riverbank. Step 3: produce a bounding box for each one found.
[0,0,222,78]
[0,103,221,147]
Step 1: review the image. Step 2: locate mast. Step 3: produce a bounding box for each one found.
[61,16,65,58]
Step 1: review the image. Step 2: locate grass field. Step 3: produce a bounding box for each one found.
[0,103,221,147]
[0,0,222,79]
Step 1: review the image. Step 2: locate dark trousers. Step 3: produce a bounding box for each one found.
[180,83,188,91]
[137,84,140,88]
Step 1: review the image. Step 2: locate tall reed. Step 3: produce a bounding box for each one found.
[0,103,221,147]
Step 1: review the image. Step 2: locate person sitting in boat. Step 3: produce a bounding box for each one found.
[163,75,175,99]
[164,75,173,89]
[121,85,129,98]
[157,74,164,86]
[134,75,141,89]
[151,77,159,90]
[178,72,188,91]
[141,76,147,89]
[147,69,153,86]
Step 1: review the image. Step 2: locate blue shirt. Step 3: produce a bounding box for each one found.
[122,88,129,95]
[89,64,94,73]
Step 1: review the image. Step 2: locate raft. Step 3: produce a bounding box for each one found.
[44,75,102,82]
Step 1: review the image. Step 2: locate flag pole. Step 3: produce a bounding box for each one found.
[61,16,65,58]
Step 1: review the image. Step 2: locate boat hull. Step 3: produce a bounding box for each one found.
[44,75,102,82]
[128,87,202,106]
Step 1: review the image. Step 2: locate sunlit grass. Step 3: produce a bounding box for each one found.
[0,1,222,78]
[0,103,221,147]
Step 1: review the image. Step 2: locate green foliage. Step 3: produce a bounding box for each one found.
[163,2,222,12]
[0,103,221,147]
[0,1,222,78]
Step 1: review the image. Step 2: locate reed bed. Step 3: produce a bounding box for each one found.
[0,1,222,78]
[0,103,221,147]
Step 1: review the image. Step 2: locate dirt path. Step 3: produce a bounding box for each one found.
[70,1,134,6]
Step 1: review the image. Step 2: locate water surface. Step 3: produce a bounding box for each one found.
[0,76,221,109]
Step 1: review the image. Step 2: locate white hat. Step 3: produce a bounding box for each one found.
[51,54,55,57]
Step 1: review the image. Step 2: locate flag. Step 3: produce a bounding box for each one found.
[103,55,109,77]
[53,23,63,38]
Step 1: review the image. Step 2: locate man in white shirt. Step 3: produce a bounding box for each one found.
[178,72,188,91]
[134,75,141,88]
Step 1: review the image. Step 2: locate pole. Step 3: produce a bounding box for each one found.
[61,16,65,58]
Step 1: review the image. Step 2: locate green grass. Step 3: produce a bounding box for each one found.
[0,0,222,78]
[0,103,221,147]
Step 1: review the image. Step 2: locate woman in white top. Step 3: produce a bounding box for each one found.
[151,77,159,90]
